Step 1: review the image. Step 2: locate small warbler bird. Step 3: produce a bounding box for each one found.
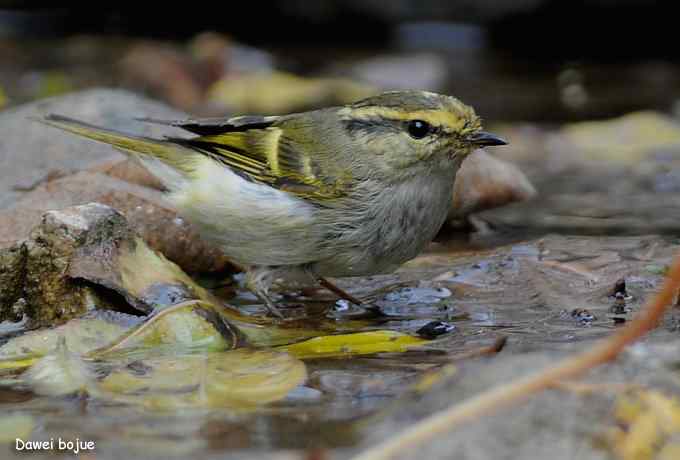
[41,90,506,318]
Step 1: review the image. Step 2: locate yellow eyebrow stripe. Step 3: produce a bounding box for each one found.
[350,107,469,131]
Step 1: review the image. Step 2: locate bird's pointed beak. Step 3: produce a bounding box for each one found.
[467,131,508,147]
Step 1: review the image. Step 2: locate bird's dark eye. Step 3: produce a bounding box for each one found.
[407,120,432,139]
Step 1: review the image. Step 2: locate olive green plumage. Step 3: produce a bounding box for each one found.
[40,90,507,318]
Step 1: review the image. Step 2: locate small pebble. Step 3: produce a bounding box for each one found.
[609,277,632,300]
[610,292,629,314]
[334,299,351,312]
[416,321,456,339]
[284,385,323,402]
[570,308,595,324]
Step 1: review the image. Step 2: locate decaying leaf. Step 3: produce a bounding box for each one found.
[22,337,94,396]
[99,349,306,410]
[91,301,240,357]
[0,314,132,365]
[0,302,238,372]
[0,307,306,409]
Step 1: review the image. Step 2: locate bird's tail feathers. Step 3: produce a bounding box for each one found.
[38,114,195,189]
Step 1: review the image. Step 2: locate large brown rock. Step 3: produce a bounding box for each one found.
[1,172,233,274]
[448,149,536,228]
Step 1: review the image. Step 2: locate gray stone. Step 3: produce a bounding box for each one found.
[0,88,187,209]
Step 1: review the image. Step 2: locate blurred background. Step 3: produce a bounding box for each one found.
[1,1,679,121]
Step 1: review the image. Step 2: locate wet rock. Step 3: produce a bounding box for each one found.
[22,202,221,324]
[7,201,261,334]
[17,202,224,326]
[22,203,142,326]
[0,88,187,210]
[448,149,536,228]
[4,171,233,274]
[0,243,27,322]
[479,192,680,234]
[20,205,99,326]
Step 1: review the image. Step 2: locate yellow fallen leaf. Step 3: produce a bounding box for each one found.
[561,111,680,164]
[610,390,680,460]
[659,443,680,460]
[640,391,680,433]
[0,355,40,371]
[0,85,7,109]
[207,71,376,114]
[277,330,428,359]
[616,412,659,460]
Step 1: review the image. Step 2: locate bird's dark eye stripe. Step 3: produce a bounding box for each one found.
[343,117,401,136]
[342,116,441,140]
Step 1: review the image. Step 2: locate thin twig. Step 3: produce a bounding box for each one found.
[551,381,642,395]
[352,253,680,460]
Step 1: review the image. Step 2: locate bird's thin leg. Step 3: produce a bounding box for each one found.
[317,276,363,306]
[255,290,285,319]
[245,267,285,319]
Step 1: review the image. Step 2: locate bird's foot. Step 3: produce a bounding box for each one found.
[316,276,363,306]
[255,291,285,319]
[314,276,389,317]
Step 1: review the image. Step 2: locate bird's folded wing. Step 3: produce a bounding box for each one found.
[142,116,347,202]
